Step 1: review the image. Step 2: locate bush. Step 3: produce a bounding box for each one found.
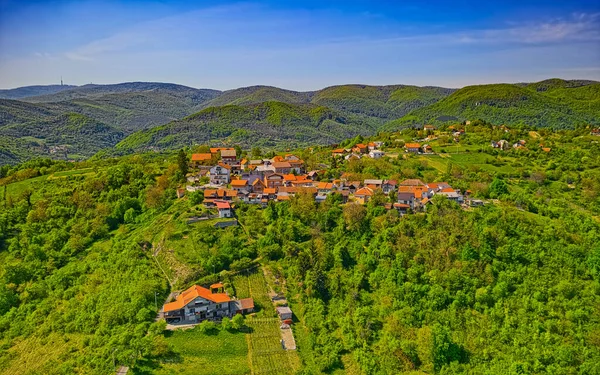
[197,320,218,334]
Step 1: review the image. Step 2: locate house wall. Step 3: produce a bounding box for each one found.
[182,297,232,323]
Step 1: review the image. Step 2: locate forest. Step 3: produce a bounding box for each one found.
[0,123,599,374]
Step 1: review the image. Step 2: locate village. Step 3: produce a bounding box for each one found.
[181,140,487,221]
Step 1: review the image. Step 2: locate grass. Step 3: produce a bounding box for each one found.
[49,167,95,178]
[233,271,276,318]
[4,174,49,197]
[0,333,88,375]
[246,318,301,375]
[134,328,250,375]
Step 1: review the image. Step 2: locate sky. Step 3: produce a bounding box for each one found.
[0,0,599,90]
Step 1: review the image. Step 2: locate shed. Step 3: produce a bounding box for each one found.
[233,298,255,314]
[276,306,293,320]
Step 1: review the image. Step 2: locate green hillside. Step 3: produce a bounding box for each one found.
[0,84,77,100]
[0,113,123,163]
[1,124,600,374]
[198,85,312,109]
[385,80,599,130]
[312,84,453,120]
[117,101,378,151]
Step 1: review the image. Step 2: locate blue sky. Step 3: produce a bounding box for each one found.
[0,0,599,90]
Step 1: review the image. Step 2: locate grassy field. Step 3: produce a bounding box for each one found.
[134,328,250,375]
[233,271,276,318]
[49,167,95,178]
[4,174,48,198]
[0,333,88,375]
[246,318,301,375]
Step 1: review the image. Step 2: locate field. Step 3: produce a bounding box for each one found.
[233,271,276,318]
[0,333,88,375]
[246,318,301,375]
[133,328,250,375]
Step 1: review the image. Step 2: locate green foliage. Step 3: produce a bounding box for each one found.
[189,190,204,206]
[385,80,599,130]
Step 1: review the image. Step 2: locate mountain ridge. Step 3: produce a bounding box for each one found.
[0,78,598,164]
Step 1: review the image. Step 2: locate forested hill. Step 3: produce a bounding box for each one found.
[0,78,598,164]
[199,84,455,121]
[116,101,378,151]
[0,84,78,100]
[1,124,599,374]
[23,82,221,104]
[385,79,600,130]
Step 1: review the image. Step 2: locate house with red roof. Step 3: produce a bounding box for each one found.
[404,143,421,153]
[162,283,254,324]
[352,143,368,154]
[162,284,233,324]
[215,200,233,218]
[354,187,374,204]
[190,153,213,168]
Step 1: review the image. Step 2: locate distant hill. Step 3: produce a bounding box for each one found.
[116,101,378,151]
[384,79,600,130]
[198,85,313,109]
[24,81,220,103]
[199,84,455,125]
[0,78,597,164]
[0,112,122,164]
[0,84,77,100]
[312,84,454,119]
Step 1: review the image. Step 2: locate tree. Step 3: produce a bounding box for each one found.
[231,314,245,330]
[251,147,262,158]
[220,317,233,331]
[177,149,188,179]
[489,178,509,198]
[343,203,366,231]
[189,190,204,206]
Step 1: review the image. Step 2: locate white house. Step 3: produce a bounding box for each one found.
[369,150,385,159]
[210,165,231,185]
[215,200,233,218]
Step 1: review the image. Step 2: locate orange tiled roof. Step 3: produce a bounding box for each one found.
[215,200,231,209]
[283,174,297,181]
[264,188,277,194]
[204,189,217,197]
[272,155,285,162]
[210,283,224,289]
[226,190,238,197]
[400,179,426,186]
[163,285,230,312]
[405,143,421,148]
[231,180,248,187]
[318,182,333,189]
[332,148,345,153]
[273,161,292,168]
[355,187,374,196]
[191,153,212,161]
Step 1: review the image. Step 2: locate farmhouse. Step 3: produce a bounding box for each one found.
[404,143,421,153]
[162,285,232,324]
